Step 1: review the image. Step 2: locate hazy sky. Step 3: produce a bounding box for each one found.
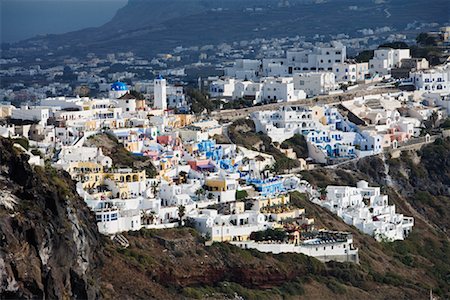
[1,0,127,43]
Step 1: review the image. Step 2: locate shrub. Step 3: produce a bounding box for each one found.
[182,287,203,299]
[236,190,248,200]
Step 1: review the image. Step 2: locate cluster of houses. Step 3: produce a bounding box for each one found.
[251,90,446,164]
[313,180,414,242]
[208,40,450,104]
[7,55,450,263]
[209,42,366,102]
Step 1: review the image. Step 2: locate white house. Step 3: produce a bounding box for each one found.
[369,48,411,75]
[232,231,359,263]
[285,42,347,72]
[224,59,261,81]
[409,63,450,94]
[191,209,273,242]
[56,146,112,168]
[11,106,50,126]
[167,85,187,109]
[223,42,346,78]
[318,180,414,241]
[232,81,263,103]
[333,62,369,83]
[252,105,322,143]
[293,72,337,97]
[261,77,306,102]
[209,78,236,98]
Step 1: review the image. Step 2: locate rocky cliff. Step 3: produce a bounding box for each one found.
[0,138,102,298]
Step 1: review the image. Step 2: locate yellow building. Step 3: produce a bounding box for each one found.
[0,105,13,118]
[310,105,326,125]
[253,194,290,211]
[66,161,146,199]
[166,114,194,128]
[85,120,97,131]
[136,99,146,110]
[205,178,227,192]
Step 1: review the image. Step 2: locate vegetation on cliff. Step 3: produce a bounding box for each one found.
[281,134,309,159]
[228,119,301,173]
[0,137,103,298]
[86,132,157,178]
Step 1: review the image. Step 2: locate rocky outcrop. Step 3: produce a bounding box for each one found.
[0,138,102,299]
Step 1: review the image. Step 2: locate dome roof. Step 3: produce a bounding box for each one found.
[111,81,128,91]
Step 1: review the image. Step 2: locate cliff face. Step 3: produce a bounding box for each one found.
[0,138,102,299]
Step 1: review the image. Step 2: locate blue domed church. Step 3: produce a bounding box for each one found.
[109,81,129,99]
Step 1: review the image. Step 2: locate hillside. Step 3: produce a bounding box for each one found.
[301,139,450,296]
[227,118,302,173]
[1,135,450,298]
[0,138,103,298]
[5,0,449,58]
[85,132,157,178]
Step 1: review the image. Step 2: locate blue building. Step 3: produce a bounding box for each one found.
[248,176,285,197]
[109,81,129,98]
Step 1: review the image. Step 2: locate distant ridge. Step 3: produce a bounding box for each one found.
[4,0,449,57]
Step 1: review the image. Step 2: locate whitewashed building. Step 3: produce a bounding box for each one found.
[409,63,450,94]
[209,78,236,98]
[261,77,306,102]
[191,209,273,242]
[317,180,414,241]
[369,48,411,75]
[224,59,261,81]
[293,72,337,97]
[285,42,347,72]
[333,62,369,83]
[232,231,359,263]
[154,75,167,110]
[252,105,322,143]
[11,106,50,126]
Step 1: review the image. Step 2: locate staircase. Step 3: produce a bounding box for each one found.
[113,234,129,248]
